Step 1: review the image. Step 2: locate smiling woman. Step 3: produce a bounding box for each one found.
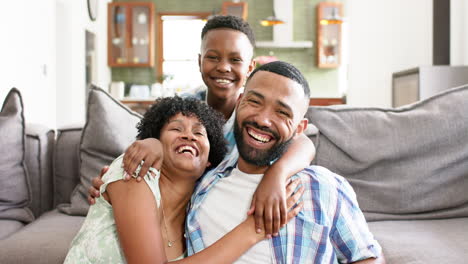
[64,97,229,263]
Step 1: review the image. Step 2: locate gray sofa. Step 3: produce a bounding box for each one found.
[0,86,467,263]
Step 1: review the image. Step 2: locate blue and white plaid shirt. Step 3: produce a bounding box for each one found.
[183,93,381,262]
[186,148,381,264]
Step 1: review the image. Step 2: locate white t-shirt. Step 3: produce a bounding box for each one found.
[197,167,274,264]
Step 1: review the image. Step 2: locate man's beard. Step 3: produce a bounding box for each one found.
[233,117,293,167]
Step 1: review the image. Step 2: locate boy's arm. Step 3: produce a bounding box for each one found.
[87,138,163,204]
[249,133,315,235]
[123,138,163,179]
[173,180,304,264]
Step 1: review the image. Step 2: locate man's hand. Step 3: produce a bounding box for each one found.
[248,177,304,237]
[87,166,108,205]
[122,138,163,181]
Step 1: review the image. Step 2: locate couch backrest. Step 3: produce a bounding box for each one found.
[306,85,468,221]
[53,126,82,207]
[24,125,55,218]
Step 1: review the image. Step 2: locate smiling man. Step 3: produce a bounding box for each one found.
[186,61,385,263]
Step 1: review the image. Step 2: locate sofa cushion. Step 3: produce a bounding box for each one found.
[0,209,84,264]
[368,218,468,264]
[25,124,55,218]
[58,86,141,216]
[307,85,468,221]
[0,88,34,223]
[0,219,24,240]
[54,125,82,207]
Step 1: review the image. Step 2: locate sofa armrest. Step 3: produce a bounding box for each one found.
[54,125,83,207]
[25,124,55,218]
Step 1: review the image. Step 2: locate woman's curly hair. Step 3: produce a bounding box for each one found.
[136,96,227,168]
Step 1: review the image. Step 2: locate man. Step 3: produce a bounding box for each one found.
[186,61,385,263]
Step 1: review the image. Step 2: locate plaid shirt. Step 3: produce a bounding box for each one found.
[185,146,382,263]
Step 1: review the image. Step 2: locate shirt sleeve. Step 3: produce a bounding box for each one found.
[222,112,237,153]
[330,178,383,263]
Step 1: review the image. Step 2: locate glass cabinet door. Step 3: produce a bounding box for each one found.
[109,5,128,65]
[130,5,151,65]
[108,2,154,67]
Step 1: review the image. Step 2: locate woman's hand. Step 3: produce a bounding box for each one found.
[87,166,108,205]
[122,138,163,181]
[247,177,304,238]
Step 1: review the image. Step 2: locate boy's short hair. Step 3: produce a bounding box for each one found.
[136,96,227,168]
[201,15,255,47]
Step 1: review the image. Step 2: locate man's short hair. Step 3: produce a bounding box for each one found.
[247,61,310,98]
[136,96,227,168]
[201,15,255,47]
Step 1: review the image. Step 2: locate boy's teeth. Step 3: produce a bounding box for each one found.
[215,79,231,84]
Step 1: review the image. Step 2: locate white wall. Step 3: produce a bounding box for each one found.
[346,0,433,107]
[0,0,56,127]
[451,0,468,66]
[0,0,110,128]
[56,0,111,128]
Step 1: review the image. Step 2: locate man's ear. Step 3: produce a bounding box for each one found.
[294,118,309,136]
[206,161,211,168]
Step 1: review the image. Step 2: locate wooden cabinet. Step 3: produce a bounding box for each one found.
[316,2,343,68]
[108,2,154,67]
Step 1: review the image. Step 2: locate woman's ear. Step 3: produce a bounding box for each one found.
[206,161,211,168]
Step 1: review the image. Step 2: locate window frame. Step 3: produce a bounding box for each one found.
[156,12,211,82]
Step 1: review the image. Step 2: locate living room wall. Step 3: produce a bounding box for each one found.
[0,0,111,128]
[346,0,433,107]
[111,0,344,98]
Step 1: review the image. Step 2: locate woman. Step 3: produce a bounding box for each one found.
[65,97,303,263]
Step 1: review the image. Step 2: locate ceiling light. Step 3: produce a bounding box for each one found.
[319,6,343,25]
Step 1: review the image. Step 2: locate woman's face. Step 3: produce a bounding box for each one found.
[159,113,211,179]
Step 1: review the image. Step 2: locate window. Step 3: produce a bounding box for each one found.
[158,14,209,94]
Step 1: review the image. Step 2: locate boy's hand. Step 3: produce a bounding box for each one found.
[247,177,304,237]
[122,138,163,182]
[87,166,108,205]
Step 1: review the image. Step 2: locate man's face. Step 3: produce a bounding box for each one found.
[199,28,255,101]
[234,71,308,168]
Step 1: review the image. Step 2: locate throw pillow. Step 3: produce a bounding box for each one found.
[307,85,468,221]
[0,88,34,223]
[58,86,142,215]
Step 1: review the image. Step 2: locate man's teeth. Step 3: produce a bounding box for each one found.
[177,146,196,155]
[248,129,271,143]
[215,79,232,84]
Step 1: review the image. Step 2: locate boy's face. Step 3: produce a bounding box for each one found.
[199,28,255,101]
